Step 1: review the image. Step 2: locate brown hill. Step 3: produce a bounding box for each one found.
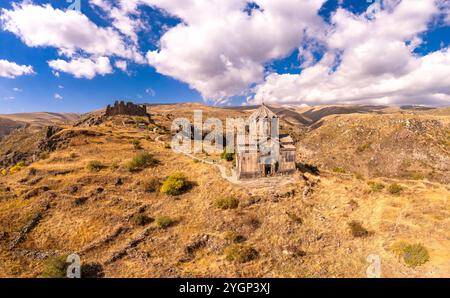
[0,112,80,139]
[298,113,450,184]
[0,104,449,278]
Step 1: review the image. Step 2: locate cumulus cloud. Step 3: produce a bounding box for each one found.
[90,0,143,44]
[115,60,128,73]
[145,0,327,101]
[0,59,34,78]
[250,0,450,106]
[48,57,113,79]
[54,93,63,100]
[1,3,144,63]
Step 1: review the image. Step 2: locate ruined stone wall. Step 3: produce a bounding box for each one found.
[105,101,147,117]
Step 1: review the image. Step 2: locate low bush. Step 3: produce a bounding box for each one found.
[39,152,50,160]
[388,183,403,195]
[28,167,37,176]
[9,161,26,174]
[1,168,7,176]
[164,143,171,149]
[142,178,161,193]
[214,196,239,210]
[224,231,246,243]
[111,162,120,171]
[87,160,105,172]
[286,212,303,224]
[160,172,191,196]
[225,245,258,263]
[368,181,385,192]
[333,167,346,174]
[221,150,235,162]
[131,213,153,226]
[356,143,371,153]
[131,139,142,150]
[348,220,370,238]
[391,241,429,267]
[126,152,159,172]
[410,172,425,180]
[40,254,69,278]
[155,216,176,228]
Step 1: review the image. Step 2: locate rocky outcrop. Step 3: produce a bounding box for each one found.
[106,101,148,117]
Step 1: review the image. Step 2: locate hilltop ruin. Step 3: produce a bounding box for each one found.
[105,101,148,117]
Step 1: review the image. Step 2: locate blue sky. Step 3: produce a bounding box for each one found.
[0,0,449,114]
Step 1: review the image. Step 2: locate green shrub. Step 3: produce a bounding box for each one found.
[224,231,246,243]
[410,172,425,180]
[225,245,258,263]
[388,183,403,195]
[131,213,153,226]
[164,143,171,149]
[356,143,371,153]
[9,161,26,174]
[155,216,176,228]
[221,150,235,162]
[131,139,142,150]
[134,117,146,125]
[28,167,37,176]
[39,152,50,160]
[333,167,346,173]
[126,152,159,172]
[111,162,120,171]
[391,241,429,267]
[87,160,105,172]
[142,178,160,193]
[1,169,7,176]
[192,158,200,164]
[368,181,385,192]
[214,196,239,210]
[286,212,303,224]
[40,254,69,278]
[160,172,191,196]
[348,220,370,238]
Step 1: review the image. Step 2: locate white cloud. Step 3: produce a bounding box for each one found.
[145,87,155,97]
[145,0,327,101]
[54,93,63,100]
[89,0,143,44]
[48,57,113,79]
[1,3,144,63]
[3,96,15,100]
[250,0,450,106]
[13,87,22,92]
[115,60,128,72]
[58,85,64,89]
[0,59,34,78]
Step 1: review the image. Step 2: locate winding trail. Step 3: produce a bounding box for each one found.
[155,135,296,188]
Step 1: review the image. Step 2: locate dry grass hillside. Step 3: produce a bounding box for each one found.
[0,104,448,278]
[0,112,80,139]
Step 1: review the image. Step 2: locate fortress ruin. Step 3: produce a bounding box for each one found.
[105,101,148,117]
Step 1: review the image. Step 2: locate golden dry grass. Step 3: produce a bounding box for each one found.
[0,106,449,278]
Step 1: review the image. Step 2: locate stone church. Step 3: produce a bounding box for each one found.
[236,104,296,179]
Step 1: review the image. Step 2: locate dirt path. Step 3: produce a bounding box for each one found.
[155,135,296,188]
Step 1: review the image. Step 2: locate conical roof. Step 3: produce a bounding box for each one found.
[248,104,278,122]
